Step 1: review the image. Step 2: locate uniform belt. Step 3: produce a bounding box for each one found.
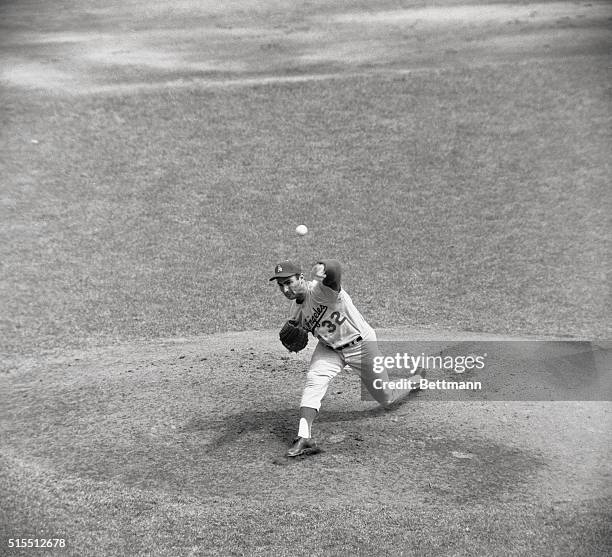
[319,335,363,350]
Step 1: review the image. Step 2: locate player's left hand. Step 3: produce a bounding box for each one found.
[279,320,309,353]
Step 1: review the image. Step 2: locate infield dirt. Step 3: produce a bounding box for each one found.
[2,329,611,555]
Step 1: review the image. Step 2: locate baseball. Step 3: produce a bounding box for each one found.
[295,224,308,236]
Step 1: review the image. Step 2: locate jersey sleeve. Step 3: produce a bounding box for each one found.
[311,280,340,305]
[319,259,341,291]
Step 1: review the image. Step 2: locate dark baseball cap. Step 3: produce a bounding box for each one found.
[269,260,301,281]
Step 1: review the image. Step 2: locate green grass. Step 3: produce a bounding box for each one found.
[2,56,610,358]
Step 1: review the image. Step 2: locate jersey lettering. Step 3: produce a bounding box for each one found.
[303,304,327,332]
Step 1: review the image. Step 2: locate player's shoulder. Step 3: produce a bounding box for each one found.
[312,280,341,302]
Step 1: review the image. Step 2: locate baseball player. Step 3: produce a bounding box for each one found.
[271,259,424,457]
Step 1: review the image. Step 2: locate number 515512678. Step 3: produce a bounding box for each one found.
[8,538,66,548]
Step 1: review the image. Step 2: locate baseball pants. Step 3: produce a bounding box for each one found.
[300,335,395,410]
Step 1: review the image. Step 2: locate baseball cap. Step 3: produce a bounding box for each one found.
[269,260,301,281]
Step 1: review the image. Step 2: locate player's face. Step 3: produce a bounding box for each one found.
[277,274,305,301]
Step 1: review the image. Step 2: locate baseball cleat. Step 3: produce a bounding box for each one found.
[286,437,318,457]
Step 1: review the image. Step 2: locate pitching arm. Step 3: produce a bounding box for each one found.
[312,259,342,292]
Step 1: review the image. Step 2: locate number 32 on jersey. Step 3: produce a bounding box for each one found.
[320,311,345,333]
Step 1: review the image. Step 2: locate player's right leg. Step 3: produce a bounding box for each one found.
[345,338,424,409]
[287,341,343,457]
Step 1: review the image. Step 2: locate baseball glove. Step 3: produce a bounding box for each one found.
[279,320,309,353]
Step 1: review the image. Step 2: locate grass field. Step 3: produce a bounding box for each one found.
[2,56,610,357]
[1,1,611,555]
